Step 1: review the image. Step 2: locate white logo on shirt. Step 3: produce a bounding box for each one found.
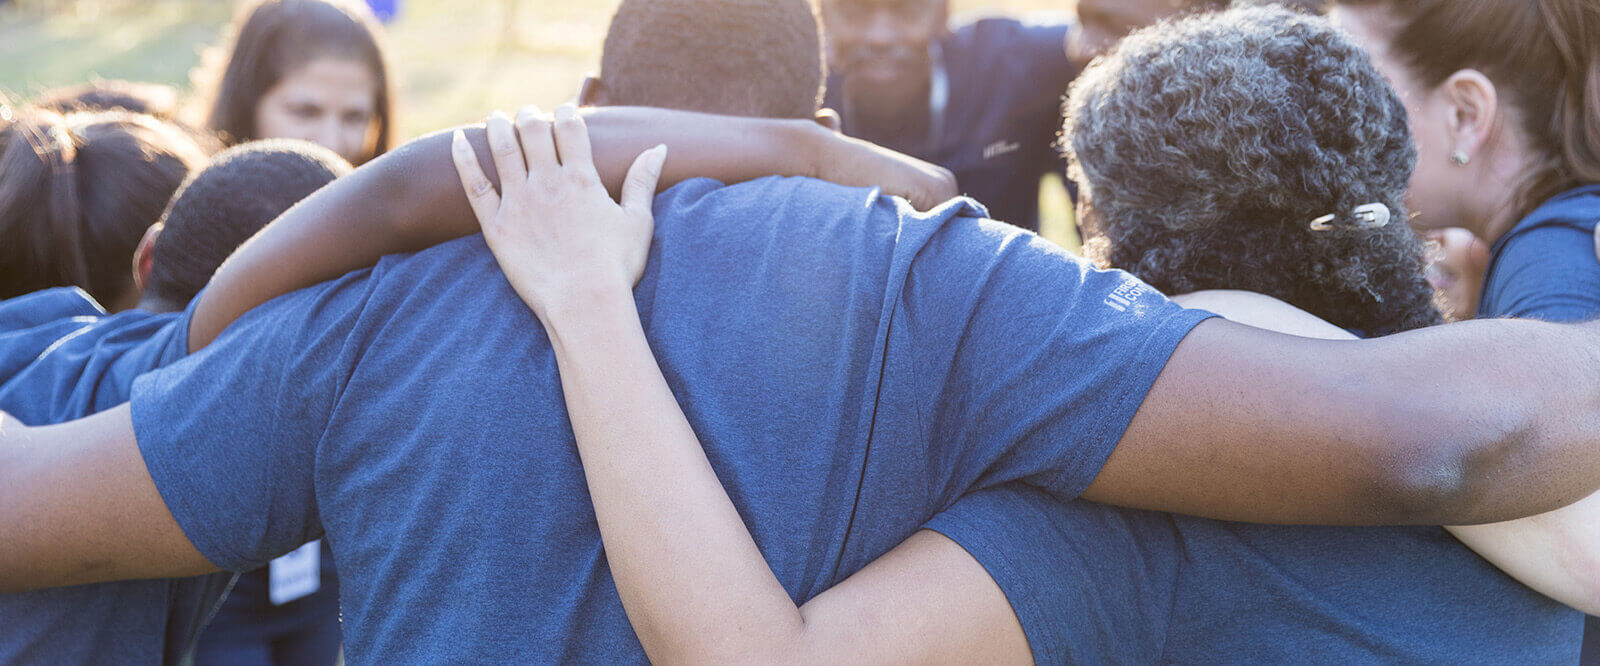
[983,140,1021,160]
[1104,279,1146,312]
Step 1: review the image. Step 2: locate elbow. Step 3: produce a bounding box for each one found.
[1372,424,1528,525]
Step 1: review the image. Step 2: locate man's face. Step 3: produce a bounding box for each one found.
[820,0,947,90]
[1067,0,1184,65]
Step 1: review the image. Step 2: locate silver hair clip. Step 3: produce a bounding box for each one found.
[1309,202,1392,232]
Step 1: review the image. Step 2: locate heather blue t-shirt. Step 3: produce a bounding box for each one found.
[0,288,234,665]
[824,16,1078,231]
[1478,185,1600,321]
[129,177,1211,663]
[932,486,1580,663]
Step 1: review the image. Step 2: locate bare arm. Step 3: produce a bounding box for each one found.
[1178,289,1600,614]
[189,106,956,351]
[1088,303,1600,527]
[0,406,216,593]
[457,107,1031,663]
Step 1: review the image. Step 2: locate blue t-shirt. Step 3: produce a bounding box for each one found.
[129,177,1211,663]
[929,485,1581,664]
[1478,184,1600,321]
[824,16,1078,231]
[0,288,235,665]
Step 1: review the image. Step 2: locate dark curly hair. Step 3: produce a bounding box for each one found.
[1065,6,1441,334]
[146,139,350,306]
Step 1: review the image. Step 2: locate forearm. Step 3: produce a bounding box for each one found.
[1447,490,1600,614]
[1092,317,1600,526]
[190,108,844,351]
[542,293,808,664]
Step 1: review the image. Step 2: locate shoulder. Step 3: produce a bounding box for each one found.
[1481,187,1600,321]
[0,287,105,331]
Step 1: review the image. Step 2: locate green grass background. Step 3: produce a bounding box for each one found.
[0,0,1077,248]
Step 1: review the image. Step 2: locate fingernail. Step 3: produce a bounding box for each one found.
[555,104,576,121]
[452,129,466,148]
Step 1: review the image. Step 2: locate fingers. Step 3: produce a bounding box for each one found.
[552,104,598,178]
[485,110,527,185]
[515,105,557,172]
[621,145,668,216]
[451,129,500,226]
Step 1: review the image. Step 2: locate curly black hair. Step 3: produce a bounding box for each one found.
[1064,6,1441,334]
[146,139,350,306]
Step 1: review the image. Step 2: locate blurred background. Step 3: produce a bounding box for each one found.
[0,0,1078,247]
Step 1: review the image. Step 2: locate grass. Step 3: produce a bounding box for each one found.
[0,0,1077,249]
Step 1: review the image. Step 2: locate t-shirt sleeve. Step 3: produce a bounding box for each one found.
[1482,222,1600,322]
[923,484,1179,665]
[129,272,374,572]
[899,217,1214,501]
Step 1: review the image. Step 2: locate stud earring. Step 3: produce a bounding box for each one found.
[1449,150,1470,166]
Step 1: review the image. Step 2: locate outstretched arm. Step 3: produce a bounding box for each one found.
[188,106,956,351]
[457,106,1032,663]
[1176,289,1600,614]
[0,405,215,593]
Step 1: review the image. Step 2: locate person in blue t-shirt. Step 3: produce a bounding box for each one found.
[8,2,1600,663]
[1335,0,1600,659]
[481,8,1597,662]
[0,140,350,666]
[816,0,1249,231]
[0,95,935,664]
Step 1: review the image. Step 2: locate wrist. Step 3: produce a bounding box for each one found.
[787,119,836,181]
[538,281,639,343]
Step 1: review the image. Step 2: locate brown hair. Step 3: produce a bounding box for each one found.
[0,109,210,304]
[199,0,394,163]
[32,80,183,122]
[1338,0,1600,219]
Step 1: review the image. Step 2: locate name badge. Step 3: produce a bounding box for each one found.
[269,540,322,605]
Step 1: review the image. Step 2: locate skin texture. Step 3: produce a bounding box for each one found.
[253,57,380,164]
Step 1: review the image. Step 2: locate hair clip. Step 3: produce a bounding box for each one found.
[1309,202,1392,232]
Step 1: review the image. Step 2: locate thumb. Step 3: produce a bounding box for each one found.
[621,145,667,215]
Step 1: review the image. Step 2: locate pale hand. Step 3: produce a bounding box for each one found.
[452,104,667,324]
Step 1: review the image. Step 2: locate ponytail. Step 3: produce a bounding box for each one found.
[0,109,208,304]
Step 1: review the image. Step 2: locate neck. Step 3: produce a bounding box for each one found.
[136,293,185,315]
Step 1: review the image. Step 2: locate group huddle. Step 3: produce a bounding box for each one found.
[4,0,1600,663]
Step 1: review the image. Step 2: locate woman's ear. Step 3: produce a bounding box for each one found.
[1439,69,1500,163]
[131,223,162,294]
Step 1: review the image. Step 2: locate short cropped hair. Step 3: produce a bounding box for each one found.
[1065,7,1440,334]
[599,0,824,119]
[145,139,350,305]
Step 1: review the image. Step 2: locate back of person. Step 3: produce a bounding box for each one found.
[128,174,1207,662]
[0,140,348,666]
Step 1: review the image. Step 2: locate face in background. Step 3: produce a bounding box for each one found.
[1067,0,1187,65]
[820,0,948,110]
[253,57,380,164]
